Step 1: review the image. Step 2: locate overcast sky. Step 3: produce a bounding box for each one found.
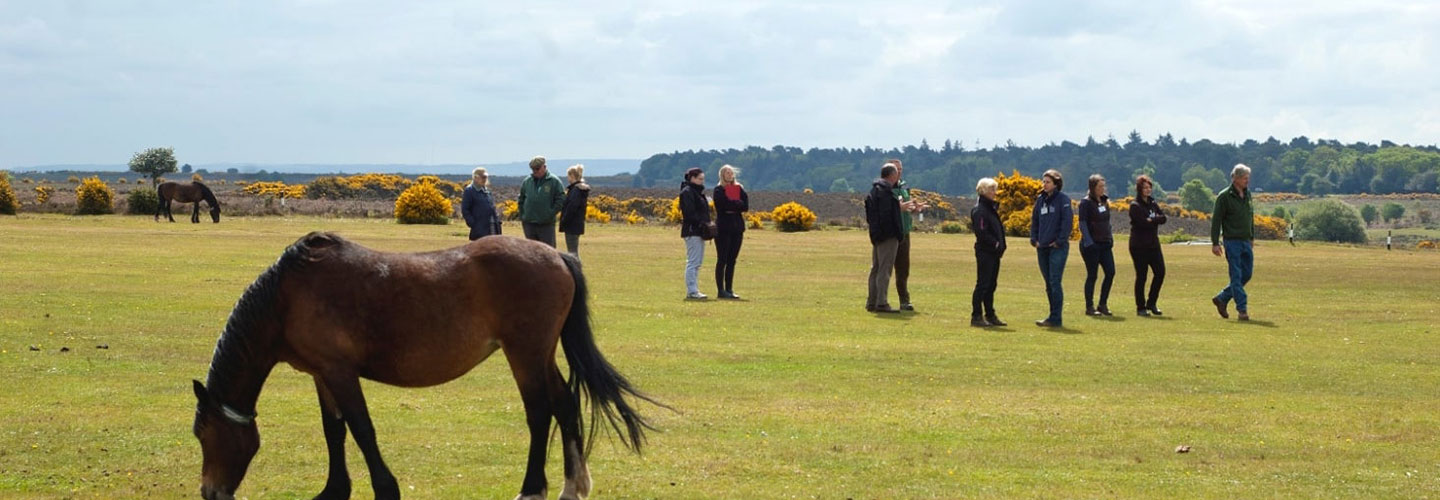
[2,0,1437,167]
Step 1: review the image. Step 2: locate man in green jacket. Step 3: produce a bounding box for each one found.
[517,156,566,248]
[887,159,926,311]
[1210,164,1255,321]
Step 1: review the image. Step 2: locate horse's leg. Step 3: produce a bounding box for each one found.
[508,356,557,500]
[191,202,201,223]
[153,196,161,222]
[313,377,352,500]
[324,375,400,500]
[549,366,590,500]
[164,199,175,222]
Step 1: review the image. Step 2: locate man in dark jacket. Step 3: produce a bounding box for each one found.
[1211,164,1256,321]
[517,156,565,247]
[969,177,1007,327]
[864,163,903,313]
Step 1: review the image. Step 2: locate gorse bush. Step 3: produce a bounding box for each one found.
[75,177,114,215]
[585,204,611,223]
[624,210,647,225]
[939,221,966,234]
[667,198,683,224]
[1253,215,1287,240]
[500,200,519,220]
[243,181,306,199]
[0,172,17,215]
[746,213,765,229]
[34,185,55,204]
[394,182,451,224]
[67,175,81,184]
[772,201,816,232]
[127,187,159,215]
[995,170,1041,237]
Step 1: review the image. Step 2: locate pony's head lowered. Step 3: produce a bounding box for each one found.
[197,182,221,223]
[192,380,258,500]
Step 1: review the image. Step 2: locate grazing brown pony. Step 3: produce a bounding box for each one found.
[157,181,221,223]
[191,232,657,500]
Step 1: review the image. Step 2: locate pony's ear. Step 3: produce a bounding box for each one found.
[192,379,212,406]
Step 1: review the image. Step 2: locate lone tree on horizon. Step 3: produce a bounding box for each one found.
[129,147,178,187]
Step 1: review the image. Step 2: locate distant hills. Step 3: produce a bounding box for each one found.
[9,159,641,177]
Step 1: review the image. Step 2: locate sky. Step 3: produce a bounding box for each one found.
[2,0,1438,168]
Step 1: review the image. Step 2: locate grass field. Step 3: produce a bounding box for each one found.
[2,214,1438,499]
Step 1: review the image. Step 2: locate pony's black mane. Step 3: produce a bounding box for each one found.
[204,234,331,412]
[195,181,219,207]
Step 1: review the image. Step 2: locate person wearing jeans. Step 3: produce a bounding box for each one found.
[1077,174,1115,316]
[1211,164,1256,321]
[679,167,711,299]
[1030,169,1072,328]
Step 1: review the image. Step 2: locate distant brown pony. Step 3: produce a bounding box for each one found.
[191,233,657,500]
[157,181,220,223]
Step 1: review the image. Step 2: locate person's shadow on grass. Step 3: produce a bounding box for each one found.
[1240,319,1278,328]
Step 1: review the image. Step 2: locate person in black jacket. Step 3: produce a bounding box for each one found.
[969,177,1007,327]
[679,167,712,300]
[558,164,590,256]
[1078,174,1116,316]
[460,167,501,240]
[1129,175,1168,316]
[864,163,904,313]
[712,165,748,299]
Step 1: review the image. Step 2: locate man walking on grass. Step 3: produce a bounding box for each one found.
[1211,164,1255,321]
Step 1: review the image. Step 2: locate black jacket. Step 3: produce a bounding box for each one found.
[1077,195,1114,247]
[970,196,1007,256]
[679,182,711,238]
[865,179,902,245]
[558,182,590,235]
[1128,196,1168,250]
[713,184,749,234]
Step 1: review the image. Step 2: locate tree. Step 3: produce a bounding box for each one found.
[828,177,853,193]
[1295,200,1367,243]
[1381,202,1405,223]
[1178,179,1215,213]
[129,147,178,187]
[181,163,193,173]
[226,167,240,174]
[1359,204,1378,226]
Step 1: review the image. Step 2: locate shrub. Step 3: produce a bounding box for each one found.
[666,198,683,224]
[117,177,128,184]
[1418,209,1434,225]
[585,204,611,223]
[939,221,966,234]
[0,172,16,215]
[1178,179,1215,213]
[243,181,307,199]
[772,201,817,232]
[67,175,81,184]
[995,170,1042,236]
[127,187,159,215]
[624,210,647,225]
[499,200,519,220]
[34,185,55,204]
[1294,199,1366,243]
[1359,204,1378,226]
[590,194,622,215]
[1271,206,1288,219]
[191,173,203,182]
[1253,215,1287,240]
[1419,240,1436,250]
[75,177,115,215]
[1381,202,1405,222]
[1160,228,1194,244]
[20,177,33,184]
[746,213,765,229]
[803,188,814,194]
[910,188,958,221]
[394,182,451,224]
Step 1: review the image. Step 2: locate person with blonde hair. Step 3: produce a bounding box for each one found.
[517,155,564,247]
[712,165,749,299]
[558,164,591,255]
[969,177,1007,327]
[1030,169,1072,328]
[460,166,501,240]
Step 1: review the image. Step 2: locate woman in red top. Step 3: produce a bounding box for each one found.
[712,165,749,299]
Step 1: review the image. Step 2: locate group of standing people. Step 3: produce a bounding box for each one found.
[678,165,750,300]
[461,156,592,255]
[866,161,1257,328]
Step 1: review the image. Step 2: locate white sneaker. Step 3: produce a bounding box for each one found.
[686,292,708,300]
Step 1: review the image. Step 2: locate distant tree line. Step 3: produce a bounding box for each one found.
[634,133,1440,196]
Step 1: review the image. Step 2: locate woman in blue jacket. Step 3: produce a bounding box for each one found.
[1030,169,1072,328]
[460,167,501,240]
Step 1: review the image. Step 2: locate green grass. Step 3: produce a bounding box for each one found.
[2,214,1438,499]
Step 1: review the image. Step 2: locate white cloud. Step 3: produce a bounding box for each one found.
[0,0,1437,167]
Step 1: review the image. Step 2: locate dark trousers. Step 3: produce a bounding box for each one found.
[893,236,911,304]
[714,230,744,293]
[1129,246,1166,310]
[522,222,556,248]
[1080,242,1116,309]
[1037,246,1068,324]
[971,251,1001,319]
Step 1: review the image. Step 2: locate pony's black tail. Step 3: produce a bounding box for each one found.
[558,252,662,455]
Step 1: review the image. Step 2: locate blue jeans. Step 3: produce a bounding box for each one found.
[1216,240,1254,312]
[684,236,705,295]
[1037,245,1068,324]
